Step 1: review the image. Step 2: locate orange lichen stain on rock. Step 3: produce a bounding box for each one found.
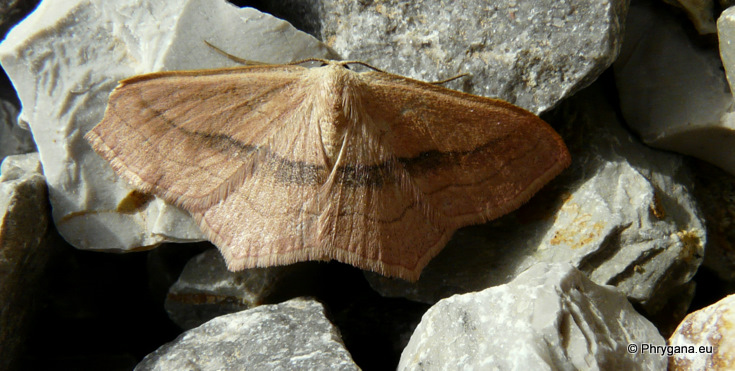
[650,191,666,220]
[116,190,154,213]
[549,203,604,249]
[675,230,704,261]
[708,314,733,370]
[57,190,153,224]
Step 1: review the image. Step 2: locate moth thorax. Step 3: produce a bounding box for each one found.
[319,119,343,167]
[314,66,363,167]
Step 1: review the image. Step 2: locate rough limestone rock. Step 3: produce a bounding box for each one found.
[0,153,51,371]
[669,294,735,370]
[367,82,705,320]
[271,0,628,115]
[0,100,35,165]
[615,0,735,175]
[164,248,292,329]
[0,0,333,253]
[399,263,667,370]
[136,297,359,371]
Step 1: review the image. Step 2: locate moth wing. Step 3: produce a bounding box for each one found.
[207,69,571,280]
[361,71,571,227]
[194,116,450,281]
[312,125,453,281]
[85,65,314,211]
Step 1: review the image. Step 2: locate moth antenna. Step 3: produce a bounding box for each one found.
[204,40,266,66]
[340,61,467,86]
[340,61,387,74]
[430,73,469,85]
[289,58,332,66]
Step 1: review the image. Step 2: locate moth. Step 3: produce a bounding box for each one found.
[85,58,570,281]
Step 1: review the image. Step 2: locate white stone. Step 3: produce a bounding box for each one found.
[614,0,735,175]
[399,263,667,370]
[0,0,333,253]
[136,297,359,371]
[669,294,735,370]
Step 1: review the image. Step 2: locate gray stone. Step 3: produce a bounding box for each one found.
[399,263,667,370]
[0,153,51,371]
[367,81,705,320]
[615,0,735,175]
[136,297,359,371]
[669,294,735,370]
[165,248,292,329]
[0,100,35,166]
[0,0,334,254]
[271,0,629,114]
